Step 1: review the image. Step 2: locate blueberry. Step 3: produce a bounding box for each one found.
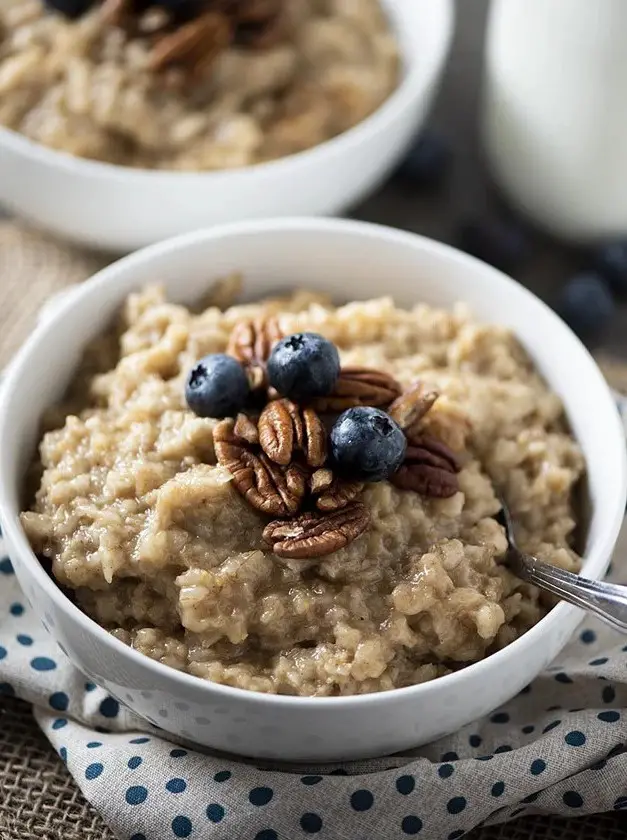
[267,333,340,402]
[457,219,530,274]
[44,0,96,18]
[592,241,627,296]
[556,273,615,342]
[185,354,250,418]
[397,129,451,188]
[330,407,407,482]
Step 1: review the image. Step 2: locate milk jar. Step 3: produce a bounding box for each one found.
[482,0,627,242]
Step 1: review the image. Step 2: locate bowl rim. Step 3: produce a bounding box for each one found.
[1,216,625,709]
[0,0,454,183]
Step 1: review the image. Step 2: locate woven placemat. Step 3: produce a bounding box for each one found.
[1,222,626,840]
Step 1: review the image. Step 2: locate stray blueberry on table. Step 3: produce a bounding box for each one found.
[44,0,96,19]
[396,129,451,188]
[330,406,407,482]
[457,219,530,273]
[555,273,615,342]
[267,333,340,402]
[592,241,627,297]
[185,354,250,418]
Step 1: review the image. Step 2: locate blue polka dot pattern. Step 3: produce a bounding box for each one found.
[542,720,561,733]
[301,775,322,786]
[401,815,422,835]
[215,770,232,782]
[85,763,103,780]
[59,747,67,762]
[598,711,620,723]
[125,786,148,805]
[396,775,415,795]
[99,697,119,718]
[589,657,608,666]
[254,831,278,840]
[350,789,374,811]
[580,629,596,644]
[129,738,150,745]
[603,686,616,703]
[128,756,142,769]
[49,691,69,711]
[447,797,466,814]
[469,734,481,747]
[554,672,572,684]
[9,602,24,616]
[565,731,586,747]
[17,634,33,646]
[0,557,13,574]
[84,682,97,692]
[30,656,56,671]
[0,682,15,696]
[438,764,454,779]
[441,752,459,762]
[494,746,512,754]
[530,759,546,775]
[563,791,584,808]
[491,781,505,797]
[171,816,192,837]
[130,835,146,840]
[170,748,187,758]
[166,778,187,794]
[207,804,225,823]
[0,647,7,661]
[301,812,323,833]
[522,725,535,734]
[52,718,67,730]
[249,787,274,807]
[491,712,509,723]
[86,741,102,749]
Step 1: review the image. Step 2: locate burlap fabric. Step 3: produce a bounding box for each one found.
[1,223,626,840]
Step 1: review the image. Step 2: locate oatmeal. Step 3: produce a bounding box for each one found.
[0,0,400,170]
[21,281,585,696]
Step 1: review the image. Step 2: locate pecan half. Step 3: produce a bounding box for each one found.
[149,12,232,73]
[226,316,282,390]
[391,434,461,499]
[263,502,370,559]
[258,399,326,468]
[388,381,439,433]
[312,473,364,512]
[214,417,306,517]
[311,367,402,413]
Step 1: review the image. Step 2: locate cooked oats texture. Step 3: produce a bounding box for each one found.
[21,283,585,696]
[0,0,400,170]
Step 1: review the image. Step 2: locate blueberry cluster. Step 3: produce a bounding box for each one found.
[44,0,204,20]
[185,332,406,482]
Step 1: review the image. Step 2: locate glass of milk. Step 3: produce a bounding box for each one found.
[482,0,627,242]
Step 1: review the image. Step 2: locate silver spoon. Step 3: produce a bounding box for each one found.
[497,496,627,634]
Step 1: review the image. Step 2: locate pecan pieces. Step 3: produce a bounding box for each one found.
[388,381,439,437]
[391,434,461,499]
[149,11,232,73]
[258,399,326,467]
[226,316,282,390]
[214,416,306,517]
[309,469,364,512]
[263,503,370,559]
[311,367,402,412]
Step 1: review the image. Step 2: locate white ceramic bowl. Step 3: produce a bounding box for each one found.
[0,0,453,253]
[0,218,624,762]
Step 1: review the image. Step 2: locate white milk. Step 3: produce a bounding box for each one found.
[482,0,627,242]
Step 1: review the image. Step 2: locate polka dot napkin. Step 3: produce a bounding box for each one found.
[1,396,627,840]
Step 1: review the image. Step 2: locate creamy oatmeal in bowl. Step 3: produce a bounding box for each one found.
[21,279,585,697]
[0,0,399,170]
[1,220,623,760]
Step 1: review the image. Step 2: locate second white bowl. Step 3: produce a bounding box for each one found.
[0,0,453,252]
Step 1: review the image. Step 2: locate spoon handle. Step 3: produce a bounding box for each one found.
[517,556,627,634]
